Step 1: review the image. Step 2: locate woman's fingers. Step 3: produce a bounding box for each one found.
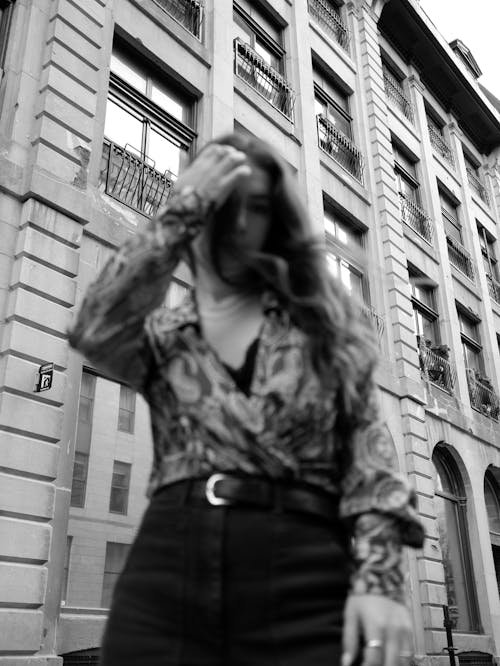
[382,626,400,666]
[342,597,362,666]
[362,637,385,666]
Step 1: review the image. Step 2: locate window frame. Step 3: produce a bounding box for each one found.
[233,3,285,73]
[101,542,131,608]
[0,0,14,70]
[314,80,352,140]
[109,460,132,515]
[478,224,499,281]
[117,384,136,433]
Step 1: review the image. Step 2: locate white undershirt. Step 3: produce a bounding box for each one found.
[197,291,264,369]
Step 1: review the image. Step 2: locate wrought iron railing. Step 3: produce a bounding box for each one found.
[466,368,500,420]
[446,235,475,281]
[234,38,295,121]
[419,340,457,394]
[486,274,500,305]
[316,114,364,182]
[466,167,490,206]
[399,192,433,243]
[153,0,203,39]
[307,0,350,52]
[361,304,385,342]
[383,71,414,123]
[427,123,455,168]
[99,142,174,217]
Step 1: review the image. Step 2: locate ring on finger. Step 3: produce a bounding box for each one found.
[366,639,384,649]
[400,651,413,658]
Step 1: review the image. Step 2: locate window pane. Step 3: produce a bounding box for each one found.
[110,52,147,94]
[104,99,144,153]
[484,476,500,534]
[463,341,482,372]
[315,97,326,117]
[147,127,181,176]
[434,491,474,631]
[151,84,185,122]
[101,542,130,608]
[70,452,88,508]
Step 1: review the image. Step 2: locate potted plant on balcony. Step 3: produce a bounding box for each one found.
[472,370,500,419]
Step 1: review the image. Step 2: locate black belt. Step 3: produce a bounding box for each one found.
[171,474,340,522]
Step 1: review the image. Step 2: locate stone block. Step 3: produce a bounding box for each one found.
[408,472,435,497]
[0,320,69,369]
[52,0,103,47]
[392,323,419,347]
[33,114,91,162]
[419,581,447,605]
[0,432,59,480]
[11,256,77,307]
[0,563,47,606]
[46,17,101,68]
[417,557,445,584]
[396,359,421,383]
[404,435,431,458]
[30,142,81,188]
[44,41,99,92]
[0,472,55,521]
[71,0,106,26]
[0,517,51,562]
[419,535,442,560]
[405,453,432,477]
[40,64,97,117]
[0,609,44,652]
[24,200,83,248]
[400,399,426,422]
[421,604,448,630]
[0,355,66,405]
[401,415,428,439]
[418,514,439,541]
[415,494,436,518]
[36,88,94,141]
[0,392,63,442]
[6,289,73,336]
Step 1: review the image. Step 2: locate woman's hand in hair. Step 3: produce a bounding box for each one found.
[172,144,252,211]
[342,594,414,666]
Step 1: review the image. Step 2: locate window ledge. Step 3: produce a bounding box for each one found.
[319,153,371,206]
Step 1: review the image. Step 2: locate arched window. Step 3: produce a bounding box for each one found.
[433,448,481,632]
[484,470,500,598]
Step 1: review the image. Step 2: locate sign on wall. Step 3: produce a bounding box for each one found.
[34,362,54,393]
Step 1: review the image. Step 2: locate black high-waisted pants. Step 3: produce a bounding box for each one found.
[100,480,351,666]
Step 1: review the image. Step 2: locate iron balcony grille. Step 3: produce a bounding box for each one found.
[383,71,414,123]
[446,235,475,281]
[317,114,364,182]
[466,167,490,206]
[307,0,350,52]
[418,340,457,394]
[361,304,385,342]
[234,38,295,121]
[427,122,455,168]
[399,192,433,243]
[100,141,174,217]
[486,274,500,305]
[466,369,500,420]
[153,0,203,39]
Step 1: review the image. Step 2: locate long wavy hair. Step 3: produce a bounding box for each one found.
[195,132,378,435]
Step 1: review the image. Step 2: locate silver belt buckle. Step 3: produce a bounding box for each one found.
[205,473,231,506]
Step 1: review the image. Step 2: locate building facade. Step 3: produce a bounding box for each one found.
[1,0,500,663]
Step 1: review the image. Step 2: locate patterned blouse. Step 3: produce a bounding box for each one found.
[68,187,425,603]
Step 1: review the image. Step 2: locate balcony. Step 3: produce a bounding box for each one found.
[99,142,174,217]
[399,192,433,243]
[307,0,350,52]
[383,71,414,123]
[153,0,203,39]
[419,340,457,394]
[427,123,455,168]
[466,167,490,206]
[466,368,500,420]
[317,114,364,182]
[234,39,295,121]
[486,274,500,305]
[446,235,475,281]
[361,304,385,342]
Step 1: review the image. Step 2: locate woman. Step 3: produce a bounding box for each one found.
[69,133,424,666]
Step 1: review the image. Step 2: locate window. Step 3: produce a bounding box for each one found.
[314,69,363,181]
[61,536,73,604]
[101,542,131,608]
[70,371,96,508]
[323,207,363,249]
[433,448,481,632]
[382,61,413,122]
[484,471,500,598]
[478,224,500,304]
[233,3,294,119]
[409,270,439,345]
[154,0,204,39]
[118,385,136,433]
[327,253,364,301]
[0,1,14,70]
[464,152,489,205]
[165,278,190,309]
[99,42,196,216]
[307,0,349,52]
[457,308,484,376]
[109,461,131,514]
[427,112,454,166]
[440,191,475,280]
[393,145,432,242]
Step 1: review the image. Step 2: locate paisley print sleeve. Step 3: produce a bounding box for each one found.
[68,187,212,390]
[339,392,425,603]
